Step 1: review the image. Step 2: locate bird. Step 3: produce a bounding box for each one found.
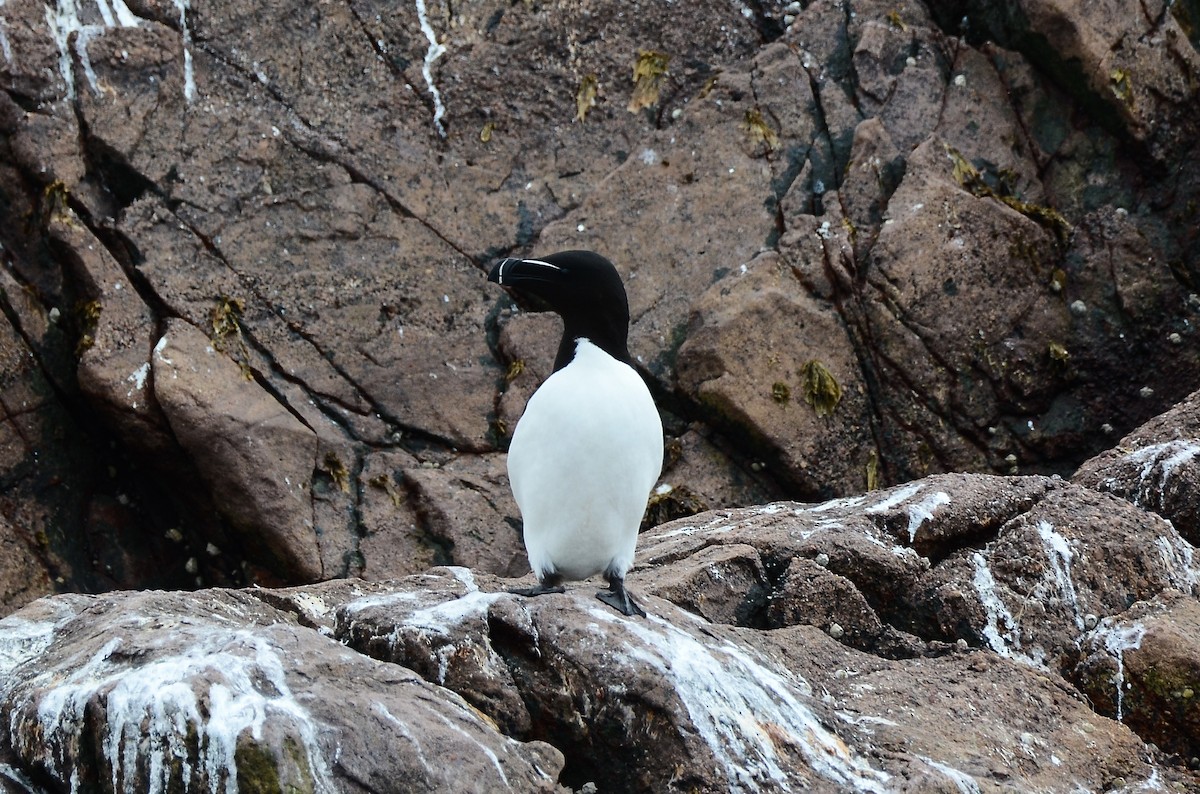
[487,250,663,617]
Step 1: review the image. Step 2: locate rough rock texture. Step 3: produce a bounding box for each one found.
[1075,386,1200,545]
[1,0,1198,612]
[6,391,1200,789]
[6,472,1200,792]
[2,0,1200,785]
[0,585,563,792]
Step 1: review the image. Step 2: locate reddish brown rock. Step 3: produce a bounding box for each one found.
[0,587,563,792]
[152,319,322,582]
[1073,591,1200,760]
[676,250,876,498]
[1075,386,1200,545]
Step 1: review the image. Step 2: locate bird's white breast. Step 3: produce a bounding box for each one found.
[507,339,663,581]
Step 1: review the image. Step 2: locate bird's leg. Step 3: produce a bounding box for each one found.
[509,572,566,598]
[596,572,647,618]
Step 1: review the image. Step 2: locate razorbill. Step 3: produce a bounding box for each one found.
[488,250,663,617]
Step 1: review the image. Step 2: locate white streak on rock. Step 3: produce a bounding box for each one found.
[591,607,890,793]
[372,702,431,773]
[0,0,12,64]
[904,491,951,543]
[17,628,335,794]
[971,552,1044,667]
[415,0,447,137]
[863,482,922,515]
[0,611,71,689]
[918,756,982,794]
[110,0,138,26]
[1089,619,1146,722]
[1155,534,1200,593]
[1124,440,1200,505]
[44,0,141,97]
[1035,520,1084,630]
[430,710,510,788]
[172,0,195,101]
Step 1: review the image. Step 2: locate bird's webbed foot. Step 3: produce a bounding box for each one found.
[509,573,566,598]
[596,573,647,618]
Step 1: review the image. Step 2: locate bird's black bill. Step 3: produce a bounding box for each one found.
[487,257,561,312]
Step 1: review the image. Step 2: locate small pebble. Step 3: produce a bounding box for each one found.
[1084,613,1099,630]
[1139,386,1155,399]
[1101,423,1114,434]
[828,623,845,639]
[206,543,221,557]
[184,557,198,574]
[1168,332,1182,345]
[815,552,830,567]
[1069,299,1087,316]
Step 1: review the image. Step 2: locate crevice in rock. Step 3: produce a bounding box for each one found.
[2,86,46,115]
[400,477,455,568]
[168,208,462,458]
[925,0,1151,166]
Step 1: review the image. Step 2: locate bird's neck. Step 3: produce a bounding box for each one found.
[554,317,631,371]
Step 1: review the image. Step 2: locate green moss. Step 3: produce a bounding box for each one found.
[235,736,315,794]
[800,360,842,418]
[945,144,1071,244]
[771,381,791,404]
[75,299,102,355]
[1108,68,1133,106]
[643,484,709,529]
[368,473,404,507]
[865,449,879,491]
[628,50,669,112]
[576,74,599,122]
[211,296,253,379]
[321,453,351,494]
[504,359,526,382]
[234,739,281,794]
[745,108,779,152]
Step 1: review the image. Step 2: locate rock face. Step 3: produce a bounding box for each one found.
[1,0,1199,786]
[1,0,1198,611]
[6,439,1200,790]
[3,385,1200,791]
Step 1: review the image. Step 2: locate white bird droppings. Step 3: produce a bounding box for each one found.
[415,0,448,137]
[590,607,890,792]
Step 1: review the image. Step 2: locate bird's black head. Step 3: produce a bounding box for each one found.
[488,250,633,371]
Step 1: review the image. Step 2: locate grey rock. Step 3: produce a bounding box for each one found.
[0,587,563,793]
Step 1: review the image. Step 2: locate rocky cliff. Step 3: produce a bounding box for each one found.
[1,0,1199,790]
[4,388,1200,790]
